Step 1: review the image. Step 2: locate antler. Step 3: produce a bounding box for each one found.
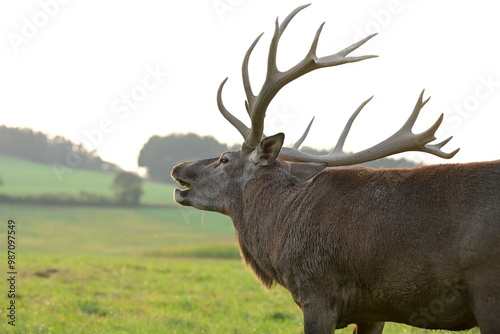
[217,4,459,164]
[279,90,459,166]
[217,4,377,150]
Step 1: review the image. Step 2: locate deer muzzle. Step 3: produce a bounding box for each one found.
[171,163,192,206]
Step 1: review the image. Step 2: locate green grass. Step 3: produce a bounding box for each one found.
[1,253,474,334]
[0,204,234,256]
[0,154,175,205]
[0,254,307,334]
[0,156,483,333]
[0,204,481,333]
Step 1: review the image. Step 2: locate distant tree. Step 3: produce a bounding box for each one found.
[138,133,229,183]
[112,172,143,206]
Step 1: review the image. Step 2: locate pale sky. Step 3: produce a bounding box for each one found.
[1,1,499,171]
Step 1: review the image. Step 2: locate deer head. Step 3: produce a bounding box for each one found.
[171,4,458,214]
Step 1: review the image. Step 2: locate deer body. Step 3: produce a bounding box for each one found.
[173,148,500,333]
[240,160,500,332]
[171,5,500,333]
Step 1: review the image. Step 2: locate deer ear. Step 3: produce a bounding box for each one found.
[286,162,327,180]
[250,133,285,165]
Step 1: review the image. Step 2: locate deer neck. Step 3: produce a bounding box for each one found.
[228,169,306,287]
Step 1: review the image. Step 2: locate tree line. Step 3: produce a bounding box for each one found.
[0,125,120,172]
[138,133,420,183]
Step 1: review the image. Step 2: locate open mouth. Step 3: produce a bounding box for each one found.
[171,166,193,205]
[173,178,192,204]
[177,180,191,189]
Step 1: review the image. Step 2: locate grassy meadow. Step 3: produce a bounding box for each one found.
[0,156,481,333]
[0,154,172,205]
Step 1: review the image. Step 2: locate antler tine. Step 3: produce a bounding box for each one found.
[318,33,378,66]
[293,117,315,149]
[242,33,264,112]
[292,96,373,152]
[217,78,250,139]
[398,89,430,133]
[268,4,312,75]
[426,137,460,159]
[332,96,374,155]
[279,90,459,166]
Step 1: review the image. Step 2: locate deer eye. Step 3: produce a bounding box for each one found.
[220,157,229,164]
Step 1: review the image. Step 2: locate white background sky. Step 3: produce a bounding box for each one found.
[1,0,499,172]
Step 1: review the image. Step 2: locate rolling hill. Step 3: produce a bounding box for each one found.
[0,154,175,206]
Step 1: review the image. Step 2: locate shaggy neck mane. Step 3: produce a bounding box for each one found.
[232,167,305,288]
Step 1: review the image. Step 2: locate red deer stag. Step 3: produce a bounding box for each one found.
[171,4,500,334]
